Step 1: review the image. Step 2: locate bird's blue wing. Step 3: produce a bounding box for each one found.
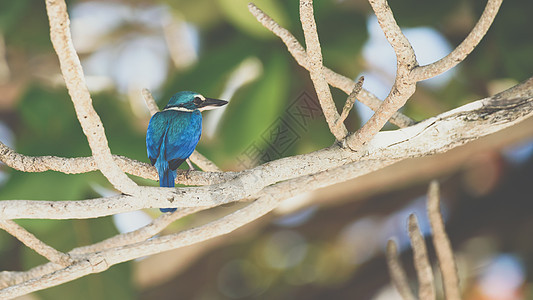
[164,111,202,170]
[146,112,167,166]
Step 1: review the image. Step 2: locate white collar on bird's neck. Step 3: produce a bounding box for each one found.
[163,106,195,113]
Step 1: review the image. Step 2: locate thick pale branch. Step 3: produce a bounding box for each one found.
[0,1,514,296]
[299,0,348,140]
[0,194,279,298]
[386,240,416,300]
[427,181,461,300]
[0,220,72,267]
[408,214,436,300]
[248,3,414,128]
[0,155,397,297]
[0,142,234,186]
[1,78,532,294]
[45,0,137,193]
[1,77,532,219]
[411,0,503,81]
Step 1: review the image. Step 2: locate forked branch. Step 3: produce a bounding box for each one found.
[248,3,415,129]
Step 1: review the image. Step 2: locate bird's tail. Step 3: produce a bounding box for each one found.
[158,162,177,213]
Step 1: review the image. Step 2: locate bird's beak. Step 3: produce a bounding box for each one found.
[198,98,228,111]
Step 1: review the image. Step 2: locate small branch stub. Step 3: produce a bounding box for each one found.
[335,76,364,133]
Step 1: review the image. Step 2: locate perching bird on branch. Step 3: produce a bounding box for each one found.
[146,91,228,212]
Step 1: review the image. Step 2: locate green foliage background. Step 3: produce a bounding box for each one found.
[0,0,531,298]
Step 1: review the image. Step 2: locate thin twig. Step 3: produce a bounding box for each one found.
[299,0,348,140]
[45,0,138,194]
[0,220,73,267]
[141,88,222,172]
[411,0,503,81]
[408,214,436,300]
[248,3,414,129]
[345,0,418,150]
[334,76,364,131]
[427,181,461,300]
[386,239,416,300]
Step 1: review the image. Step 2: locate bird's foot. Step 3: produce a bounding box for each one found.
[185,159,195,179]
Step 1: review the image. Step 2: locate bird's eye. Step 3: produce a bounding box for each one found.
[193,96,203,105]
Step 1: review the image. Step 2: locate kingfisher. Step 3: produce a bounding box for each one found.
[146,91,228,213]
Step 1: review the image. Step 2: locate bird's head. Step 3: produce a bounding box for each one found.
[164,91,228,112]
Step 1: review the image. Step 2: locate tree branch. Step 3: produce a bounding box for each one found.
[188,152,222,172]
[141,88,160,116]
[71,207,203,255]
[345,0,418,149]
[0,1,525,296]
[411,0,503,81]
[248,3,415,128]
[335,76,364,131]
[0,220,73,267]
[427,181,461,300]
[0,141,235,186]
[2,77,532,220]
[346,0,501,149]
[0,209,205,289]
[1,77,532,297]
[408,214,436,300]
[299,0,348,140]
[45,0,138,194]
[386,240,416,300]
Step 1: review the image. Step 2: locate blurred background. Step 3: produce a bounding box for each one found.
[0,0,532,299]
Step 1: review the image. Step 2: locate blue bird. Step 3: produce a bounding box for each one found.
[146,91,228,213]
